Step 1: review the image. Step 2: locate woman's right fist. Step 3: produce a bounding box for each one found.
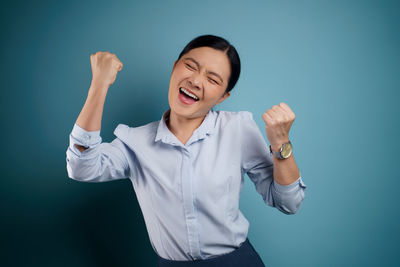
[90,51,123,88]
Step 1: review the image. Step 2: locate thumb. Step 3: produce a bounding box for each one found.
[118,62,123,71]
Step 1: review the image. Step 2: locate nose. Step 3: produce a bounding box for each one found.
[188,72,203,90]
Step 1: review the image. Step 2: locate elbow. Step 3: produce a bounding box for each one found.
[66,156,101,182]
[277,201,303,215]
[66,166,101,182]
[270,178,307,215]
[66,162,91,182]
[274,190,306,215]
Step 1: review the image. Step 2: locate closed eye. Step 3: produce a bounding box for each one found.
[185,63,195,70]
[185,63,219,85]
[209,78,218,84]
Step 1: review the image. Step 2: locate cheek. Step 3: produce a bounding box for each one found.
[175,66,193,81]
[203,89,220,101]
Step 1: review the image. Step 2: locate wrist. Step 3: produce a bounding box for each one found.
[270,140,289,152]
[90,80,109,92]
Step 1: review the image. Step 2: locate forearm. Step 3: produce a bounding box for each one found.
[76,82,108,132]
[73,51,123,152]
[74,83,108,152]
[270,144,300,185]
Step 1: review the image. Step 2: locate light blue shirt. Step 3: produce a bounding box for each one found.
[66,108,307,261]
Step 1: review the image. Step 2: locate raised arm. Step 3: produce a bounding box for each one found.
[240,111,307,215]
[75,51,123,151]
[66,52,130,182]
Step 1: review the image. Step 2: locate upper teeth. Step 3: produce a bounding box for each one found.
[180,87,199,100]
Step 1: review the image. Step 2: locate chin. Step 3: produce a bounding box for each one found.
[170,105,200,120]
[171,105,194,117]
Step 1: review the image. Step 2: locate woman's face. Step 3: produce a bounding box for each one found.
[168,46,231,119]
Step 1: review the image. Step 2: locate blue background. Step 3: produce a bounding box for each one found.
[1,0,399,266]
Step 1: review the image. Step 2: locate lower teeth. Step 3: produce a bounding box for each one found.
[181,91,197,101]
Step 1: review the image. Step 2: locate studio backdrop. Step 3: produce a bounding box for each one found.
[1,0,399,266]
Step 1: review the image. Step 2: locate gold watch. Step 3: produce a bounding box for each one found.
[269,141,292,159]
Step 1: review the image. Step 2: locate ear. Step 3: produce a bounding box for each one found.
[216,91,231,105]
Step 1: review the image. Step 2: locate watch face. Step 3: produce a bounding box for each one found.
[281,142,292,158]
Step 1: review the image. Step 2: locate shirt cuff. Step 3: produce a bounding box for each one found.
[69,123,102,155]
[273,173,307,194]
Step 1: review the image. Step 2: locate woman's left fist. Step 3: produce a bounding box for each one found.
[261,102,296,151]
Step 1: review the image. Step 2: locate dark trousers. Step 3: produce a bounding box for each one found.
[157,238,266,267]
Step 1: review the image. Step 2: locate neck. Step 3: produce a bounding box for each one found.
[166,109,208,145]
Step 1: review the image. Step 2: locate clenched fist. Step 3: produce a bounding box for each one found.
[90,51,123,88]
[261,102,296,151]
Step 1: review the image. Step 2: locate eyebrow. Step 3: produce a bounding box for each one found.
[184,57,224,84]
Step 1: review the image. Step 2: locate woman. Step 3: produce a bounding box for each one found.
[66,34,307,267]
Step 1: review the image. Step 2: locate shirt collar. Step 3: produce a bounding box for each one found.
[154,108,216,146]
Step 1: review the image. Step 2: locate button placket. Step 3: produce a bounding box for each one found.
[180,147,201,259]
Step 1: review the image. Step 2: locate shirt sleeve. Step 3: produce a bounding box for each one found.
[240,111,307,215]
[65,123,130,182]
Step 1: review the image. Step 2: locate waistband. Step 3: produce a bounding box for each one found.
[157,238,265,267]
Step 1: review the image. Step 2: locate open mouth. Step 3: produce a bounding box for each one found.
[179,87,200,103]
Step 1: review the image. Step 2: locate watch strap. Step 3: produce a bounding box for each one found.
[269,141,291,159]
[269,144,284,159]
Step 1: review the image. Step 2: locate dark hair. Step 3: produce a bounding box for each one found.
[177,34,241,94]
